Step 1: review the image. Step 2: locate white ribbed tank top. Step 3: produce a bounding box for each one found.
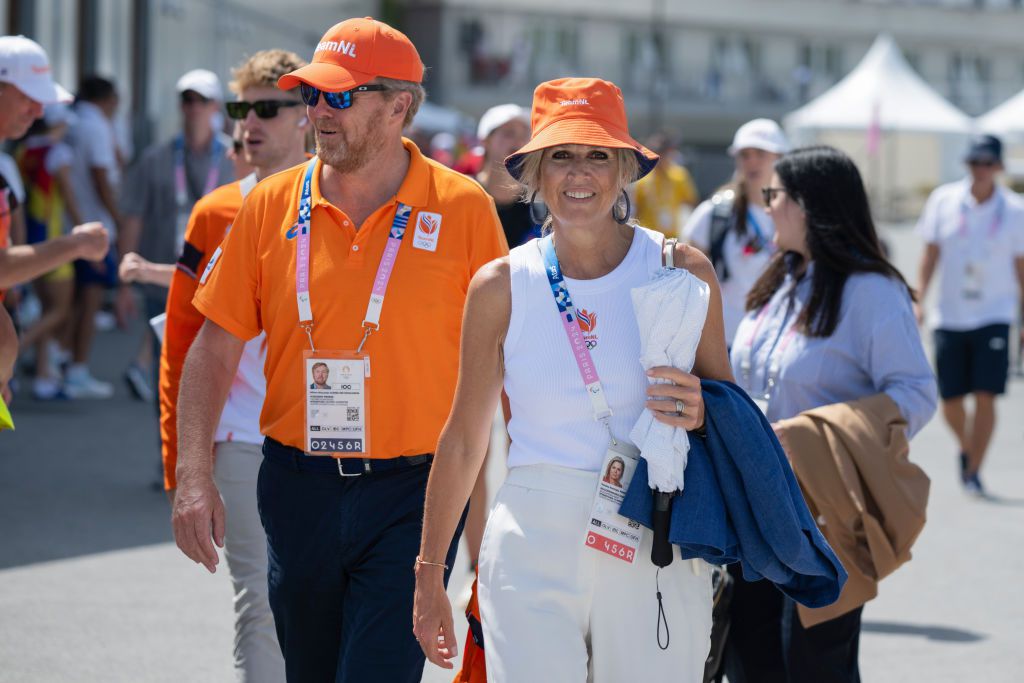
[504,226,664,472]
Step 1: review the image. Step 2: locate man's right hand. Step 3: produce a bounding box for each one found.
[70,222,110,262]
[171,472,225,573]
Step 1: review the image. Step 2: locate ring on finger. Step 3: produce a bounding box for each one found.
[675,399,685,416]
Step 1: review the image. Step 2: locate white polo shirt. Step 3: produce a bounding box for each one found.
[917,179,1024,331]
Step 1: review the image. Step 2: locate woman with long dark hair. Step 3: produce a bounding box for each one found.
[725,146,936,682]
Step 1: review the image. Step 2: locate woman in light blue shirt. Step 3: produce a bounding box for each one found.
[726,146,936,683]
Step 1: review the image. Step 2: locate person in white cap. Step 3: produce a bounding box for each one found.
[0,36,109,399]
[475,103,533,247]
[683,118,789,345]
[117,68,233,408]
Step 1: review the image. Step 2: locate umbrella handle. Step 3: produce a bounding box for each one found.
[652,491,675,568]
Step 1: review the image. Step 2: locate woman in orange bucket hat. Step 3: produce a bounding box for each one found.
[413,78,732,681]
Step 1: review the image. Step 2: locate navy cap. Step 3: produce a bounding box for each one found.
[965,134,1003,164]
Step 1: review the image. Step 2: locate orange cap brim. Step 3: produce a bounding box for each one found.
[504,117,659,182]
[277,62,376,92]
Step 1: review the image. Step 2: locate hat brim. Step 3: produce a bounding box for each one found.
[17,77,66,105]
[504,117,659,182]
[277,62,375,92]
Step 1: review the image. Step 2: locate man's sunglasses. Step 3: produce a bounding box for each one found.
[225,100,302,120]
[299,83,389,110]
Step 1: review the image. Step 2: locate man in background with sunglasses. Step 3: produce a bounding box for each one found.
[155,49,310,683]
[118,69,234,410]
[172,16,507,682]
[916,134,1024,496]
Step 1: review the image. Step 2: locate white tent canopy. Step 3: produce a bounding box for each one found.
[786,34,972,134]
[978,89,1024,138]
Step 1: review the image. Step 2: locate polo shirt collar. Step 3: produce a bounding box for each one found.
[309,137,432,210]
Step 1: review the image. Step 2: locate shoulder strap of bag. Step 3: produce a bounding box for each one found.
[663,237,678,268]
[708,190,736,282]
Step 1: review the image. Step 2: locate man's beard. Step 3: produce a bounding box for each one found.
[315,111,389,174]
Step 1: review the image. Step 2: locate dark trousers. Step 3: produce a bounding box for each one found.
[723,565,863,683]
[257,440,465,683]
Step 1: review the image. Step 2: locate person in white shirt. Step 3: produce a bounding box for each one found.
[684,119,788,345]
[916,135,1024,495]
[64,76,123,399]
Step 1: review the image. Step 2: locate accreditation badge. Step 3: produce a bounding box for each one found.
[303,350,371,456]
[962,261,985,300]
[584,441,644,564]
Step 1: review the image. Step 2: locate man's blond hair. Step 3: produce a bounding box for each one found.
[230,49,307,94]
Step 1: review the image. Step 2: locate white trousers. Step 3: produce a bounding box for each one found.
[478,464,712,683]
[213,441,285,683]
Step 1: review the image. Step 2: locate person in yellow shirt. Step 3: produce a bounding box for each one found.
[633,132,697,237]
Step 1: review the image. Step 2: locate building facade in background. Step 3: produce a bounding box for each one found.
[2,0,1021,192]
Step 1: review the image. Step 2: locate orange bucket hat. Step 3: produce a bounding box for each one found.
[278,17,423,92]
[505,78,658,182]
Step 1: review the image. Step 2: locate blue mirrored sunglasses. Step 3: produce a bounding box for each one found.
[299,83,389,110]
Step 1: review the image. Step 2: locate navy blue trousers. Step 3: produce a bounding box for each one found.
[257,439,464,683]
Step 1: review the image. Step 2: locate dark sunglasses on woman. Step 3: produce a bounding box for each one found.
[225,100,302,120]
[299,83,389,110]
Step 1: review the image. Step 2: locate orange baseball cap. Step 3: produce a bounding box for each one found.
[278,17,423,92]
[505,78,658,182]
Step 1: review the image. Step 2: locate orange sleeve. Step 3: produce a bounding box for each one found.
[159,207,222,490]
[192,196,263,342]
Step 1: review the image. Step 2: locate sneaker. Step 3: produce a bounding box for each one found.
[32,377,68,401]
[64,365,114,399]
[965,471,986,497]
[124,364,154,403]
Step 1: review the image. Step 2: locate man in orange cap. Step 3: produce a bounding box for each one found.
[171,17,507,682]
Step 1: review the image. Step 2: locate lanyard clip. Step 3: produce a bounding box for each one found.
[300,323,315,352]
[356,324,377,354]
[600,416,618,447]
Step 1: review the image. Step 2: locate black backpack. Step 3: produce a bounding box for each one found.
[708,189,737,283]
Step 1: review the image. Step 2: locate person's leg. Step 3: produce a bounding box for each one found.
[966,324,1011,480]
[256,453,348,682]
[71,282,103,365]
[589,540,713,683]
[968,392,996,476]
[940,398,968,454]
[933,328,972,480]
[721,566,788,683]
[336,463,465,683]
[214,442,284,683]
[478,467,593,683]
[782,600,863,683]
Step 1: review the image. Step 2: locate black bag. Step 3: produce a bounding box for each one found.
[703,564,735,683]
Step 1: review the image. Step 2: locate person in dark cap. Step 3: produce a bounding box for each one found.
[915,134,1024,495]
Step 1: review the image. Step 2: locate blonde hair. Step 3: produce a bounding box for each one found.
[376,77,426,129]
[513,147,640,229]
[230,49,308,94]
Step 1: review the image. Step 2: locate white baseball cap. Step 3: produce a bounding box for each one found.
[0,36,71,105]
[728,118,789,156]
[477,103,529,142]
[176,69,223,101]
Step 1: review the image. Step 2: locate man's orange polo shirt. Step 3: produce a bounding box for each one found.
[159,179,244,489]
[193,139,508,456]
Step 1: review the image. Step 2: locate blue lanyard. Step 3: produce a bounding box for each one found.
[539,236,614,427]
[745,209,767,251]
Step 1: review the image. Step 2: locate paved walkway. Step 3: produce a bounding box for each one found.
[1,225,1021,682]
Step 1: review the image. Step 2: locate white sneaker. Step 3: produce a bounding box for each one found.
[64,365,114,399]
[32,377,67,401]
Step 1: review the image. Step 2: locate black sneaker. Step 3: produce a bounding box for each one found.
[965,471,986,497]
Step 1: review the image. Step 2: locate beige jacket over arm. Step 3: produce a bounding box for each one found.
[776,393,930,627]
